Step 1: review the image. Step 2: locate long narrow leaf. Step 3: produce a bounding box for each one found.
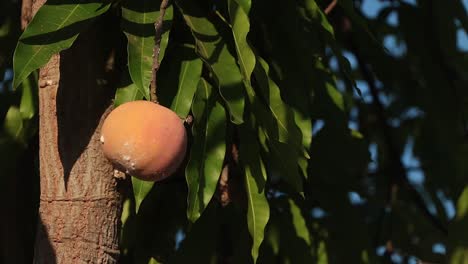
[186,78,227,222]
[176,1,245,124]
[240,125,270,263]
[158,44,202,118]
[122,0,173,99]
[13,1,110,88]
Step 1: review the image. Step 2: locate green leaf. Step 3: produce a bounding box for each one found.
[228,0,255,85]
[132,177,154,214]
[158,44,203,118]
[19,71,38,120]
[288,199,311,245]
[240,125,270,263]
[3,106,24,143]
[122,0,173,99]
[254,57,307,158]
[148,257,161,264]
[186,78,227,222]
[268,139,303,193]
[455,186,468,220]
[13,1,110,88]
[114,83,144,107]
[303,0,335,35]
[303,0,358,94]
[245,174,269,263]
[176,1,245,124]
[317,241,329,264]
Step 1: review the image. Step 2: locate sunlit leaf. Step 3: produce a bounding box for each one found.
[186,78,226,222]
[317,241,329,264]
[13,1,110,88]
[176,1,245,124]
[288,199,311,245]
[122,0,173,99]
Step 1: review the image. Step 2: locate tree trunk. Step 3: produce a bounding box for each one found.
[30,1,127,263]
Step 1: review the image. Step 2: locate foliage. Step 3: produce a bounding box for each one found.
[2,0,468,263]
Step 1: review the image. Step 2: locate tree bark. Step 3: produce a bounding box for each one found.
[30,1,127,263]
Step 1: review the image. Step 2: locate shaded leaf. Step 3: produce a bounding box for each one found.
[13,1,110,88]
[186,78,226,222]
[176,1,245,124]
[254,57,308,158]
[267,139,303,193]
[19,71,37,120]
[122,0,173,99]
[228,0,255,85]
[240,125,270,262]
[303,0,358,94]
[158,44,202,117]
[171,203,219,264]
[114,83,145,107]
[132,177,154,214]
[4,106,24,143]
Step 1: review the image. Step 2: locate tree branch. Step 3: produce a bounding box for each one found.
[324,0,338,15]
[150,0,170,103]
[21,0,33,30]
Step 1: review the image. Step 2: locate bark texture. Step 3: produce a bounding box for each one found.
[31,1,127,263]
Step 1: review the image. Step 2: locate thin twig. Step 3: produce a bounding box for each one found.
[324,0,338,15]
[150,0,170,103]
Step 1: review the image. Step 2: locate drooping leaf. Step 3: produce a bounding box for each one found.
[250,0,315,115]
[288,198,311,246]
[244,161,269,263]
[114,82,145,107]
[449,186,468,263]
[158,44,202,118]
[132,177,154,214]
[19,71,37,120]
[254,57,308,158]
[228,0,255,86]
[240,125,270,263]
[13,1,110,88]
[122,0,173,99]
[303,0,358,94]
[268,138,303,193]
[186,78,226,222]
[176,1,245,124]
[3,106,24,144]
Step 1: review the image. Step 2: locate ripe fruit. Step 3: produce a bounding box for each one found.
[100,100,187,181]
